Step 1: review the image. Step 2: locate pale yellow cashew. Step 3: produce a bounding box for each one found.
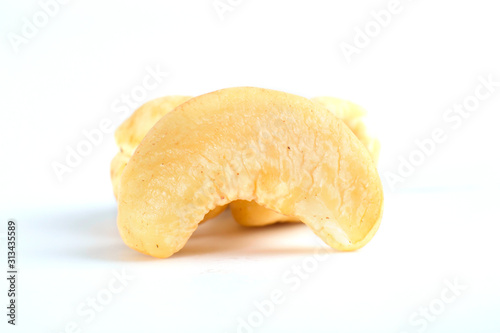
[117,87,383,258]
[230,96,380,227]
[111,95,380,227]
[111,95,379,226]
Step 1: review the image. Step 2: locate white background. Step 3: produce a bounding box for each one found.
[1,0,499,332]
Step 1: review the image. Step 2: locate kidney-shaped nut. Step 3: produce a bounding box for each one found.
[117,87,384,258]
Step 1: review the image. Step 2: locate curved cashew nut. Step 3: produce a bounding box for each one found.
[118,87,383,258]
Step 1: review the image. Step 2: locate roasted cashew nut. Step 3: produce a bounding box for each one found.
[117,87,383,258]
